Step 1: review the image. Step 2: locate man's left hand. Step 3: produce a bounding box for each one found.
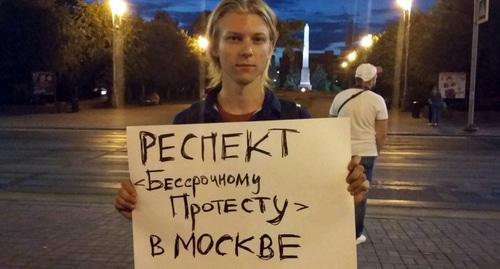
[346,155,369,204]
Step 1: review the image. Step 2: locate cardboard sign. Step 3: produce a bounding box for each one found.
[127,118,356,269]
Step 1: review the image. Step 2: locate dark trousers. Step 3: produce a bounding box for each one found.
[431,105,442,124]
[355,156,376,238]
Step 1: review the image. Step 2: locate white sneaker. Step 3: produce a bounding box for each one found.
[356,234,367,245]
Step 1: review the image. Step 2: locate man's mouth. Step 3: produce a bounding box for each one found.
[236,64,256,67]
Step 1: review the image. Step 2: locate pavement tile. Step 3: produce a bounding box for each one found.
[1,104,500,268]
[0,201,499,269]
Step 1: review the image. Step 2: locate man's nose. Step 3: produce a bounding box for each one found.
[240,42,254,57]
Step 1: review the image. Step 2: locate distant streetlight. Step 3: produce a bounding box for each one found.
[110,0,127,17]
[197,35,209,100]
[397,0,412,110]
[360,34,374,48]
[340,61,349,69]
[197,36,209,51]
[396,0,413,11]
[109,0,127,108]
[347,51,358,62]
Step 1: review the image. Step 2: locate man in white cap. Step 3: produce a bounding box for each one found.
[329,63,388,245]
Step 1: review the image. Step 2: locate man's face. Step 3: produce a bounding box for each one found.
[213,12,274,86]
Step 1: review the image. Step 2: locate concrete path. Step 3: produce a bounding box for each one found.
[1,99,500,268]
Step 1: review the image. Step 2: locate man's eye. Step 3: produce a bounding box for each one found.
[226,36,240,41]
[254,37,267,43]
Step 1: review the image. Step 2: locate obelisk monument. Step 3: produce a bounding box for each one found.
[299,23,312,90]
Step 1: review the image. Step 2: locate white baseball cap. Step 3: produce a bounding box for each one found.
[355,63,378,82]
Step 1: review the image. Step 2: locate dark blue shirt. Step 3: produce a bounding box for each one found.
[173,86,311,124]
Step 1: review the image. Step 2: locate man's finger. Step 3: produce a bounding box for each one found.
[115,195,135,211]
[118,186,137,205]
[346,165,365,184]
[348,155,362,171]
[352,180,370,195]
[121,180,137,196]
[347,174,367,193]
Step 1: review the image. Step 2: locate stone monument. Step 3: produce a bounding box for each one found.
[299,23,312,90]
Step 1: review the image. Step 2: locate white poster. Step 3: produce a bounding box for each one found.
[127,118,356,269]
[439,72,467,99]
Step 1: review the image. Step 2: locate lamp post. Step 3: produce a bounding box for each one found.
[340,61,349,88]
[110,0,127,108]
[465,0,489,132]
[397,0,412,110]
[360,34,374,49]
[347,50,358,63]
[360,34,374,62]
[345,51,358,87]
[197,36,209,100]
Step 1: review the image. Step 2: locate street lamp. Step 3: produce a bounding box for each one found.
[360,34,374,62]
[347,51,358,63]
[197,36,209,51]
[396,0,412,11]
[197,36,209,100]
[360,34,374,49]
[109,0,127,108]
[397,0,412,110]
[340,61,349,88]
[345,51,357,88]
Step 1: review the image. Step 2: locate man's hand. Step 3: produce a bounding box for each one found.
[346,155,369,204]
[114,179,137,220]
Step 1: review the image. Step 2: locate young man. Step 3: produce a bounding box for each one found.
[329,63,388,245]
[116,0,369,227]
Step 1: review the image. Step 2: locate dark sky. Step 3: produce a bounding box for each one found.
[117,0,437,52]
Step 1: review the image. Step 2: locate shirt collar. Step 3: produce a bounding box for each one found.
[203,85,282,121]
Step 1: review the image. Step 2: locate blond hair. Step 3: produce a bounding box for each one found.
[205,0,278,88]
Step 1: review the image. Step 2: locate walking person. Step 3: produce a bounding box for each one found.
[428,86,444,126]
[115,0,369,245]
[329,63,388,245]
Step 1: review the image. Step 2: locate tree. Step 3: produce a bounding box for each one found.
[367,0,475,106]
[59,1,116,100]
[276,20,304,88]
[0,0,121,103]
[126,11,199,102]
[285,67,300,90]
[0,0,64,103]
[189,11,211,36]
[311,65,328,91]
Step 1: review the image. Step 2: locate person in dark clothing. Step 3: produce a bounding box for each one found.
[428,86,444,126]
[114,0,369,224]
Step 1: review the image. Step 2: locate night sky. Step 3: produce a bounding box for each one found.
[116,0,437,52]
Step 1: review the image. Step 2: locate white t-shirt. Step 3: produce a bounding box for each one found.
[329,88,388,156]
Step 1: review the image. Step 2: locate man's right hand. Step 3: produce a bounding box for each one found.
[114,179,137,220]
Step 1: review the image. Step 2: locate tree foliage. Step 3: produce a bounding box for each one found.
[0,0,64,103]
[366,0,500,109]
[276,20,304,88]
[126,11,200,101]
[0,0,201,104]
[277,20,304,63]
[311,65,328,91]
[189,11,211,36]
